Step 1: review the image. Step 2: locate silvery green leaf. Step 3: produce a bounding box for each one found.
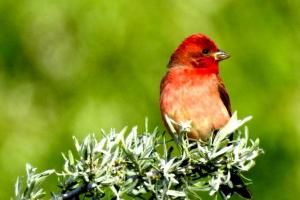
[94,138,106,153]
[73,136,81,152]
[101,177,117,185]
[164,114,177,134]
[213,112,252,147]
[210,145,234,160]
[31,188,45,199]
[163,158,175,174]
[68,150,75,165]
[25,163,35,180]
[169,176,179,185]
[166,189,186,197]
[110,185,120,199]
[36,170,55,182]
[15,177,22,198]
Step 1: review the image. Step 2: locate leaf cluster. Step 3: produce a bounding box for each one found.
[14,113,263,200]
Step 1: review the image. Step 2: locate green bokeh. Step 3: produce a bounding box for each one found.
[0,0,299,199]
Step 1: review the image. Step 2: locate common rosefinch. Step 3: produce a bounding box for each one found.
[160,33,231,140]
[160,33,251,199]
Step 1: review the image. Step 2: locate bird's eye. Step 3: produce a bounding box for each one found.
[202,49,209,55]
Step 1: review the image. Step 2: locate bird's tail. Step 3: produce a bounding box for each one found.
[219,172,251,200]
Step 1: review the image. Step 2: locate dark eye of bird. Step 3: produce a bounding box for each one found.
[202,49,209,55]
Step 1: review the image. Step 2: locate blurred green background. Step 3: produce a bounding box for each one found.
[1,0,300,199]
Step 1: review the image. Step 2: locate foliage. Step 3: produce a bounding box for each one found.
[14,113,263,200]
[14,164,54,200]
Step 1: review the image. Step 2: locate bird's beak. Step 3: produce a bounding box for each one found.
[213,50,230,61]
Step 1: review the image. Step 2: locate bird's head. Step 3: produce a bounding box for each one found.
[168,34,230,73]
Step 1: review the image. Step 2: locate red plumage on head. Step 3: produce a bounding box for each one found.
[168,34,221,74]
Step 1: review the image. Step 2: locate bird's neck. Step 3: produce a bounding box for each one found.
[168,64,219,76]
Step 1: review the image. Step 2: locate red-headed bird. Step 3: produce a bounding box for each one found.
[160,33,231,140]
[160,34,251,199]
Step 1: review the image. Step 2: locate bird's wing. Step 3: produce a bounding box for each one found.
[160,75,168,95]
[217,79,232,116]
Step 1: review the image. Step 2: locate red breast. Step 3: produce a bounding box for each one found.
[160,66,230,140]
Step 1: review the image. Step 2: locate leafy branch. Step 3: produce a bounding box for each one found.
[14,164,55,200]
[13,113,263,200]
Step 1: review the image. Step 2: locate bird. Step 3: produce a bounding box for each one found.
[160,33,231,141]
[159,33,251,199]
